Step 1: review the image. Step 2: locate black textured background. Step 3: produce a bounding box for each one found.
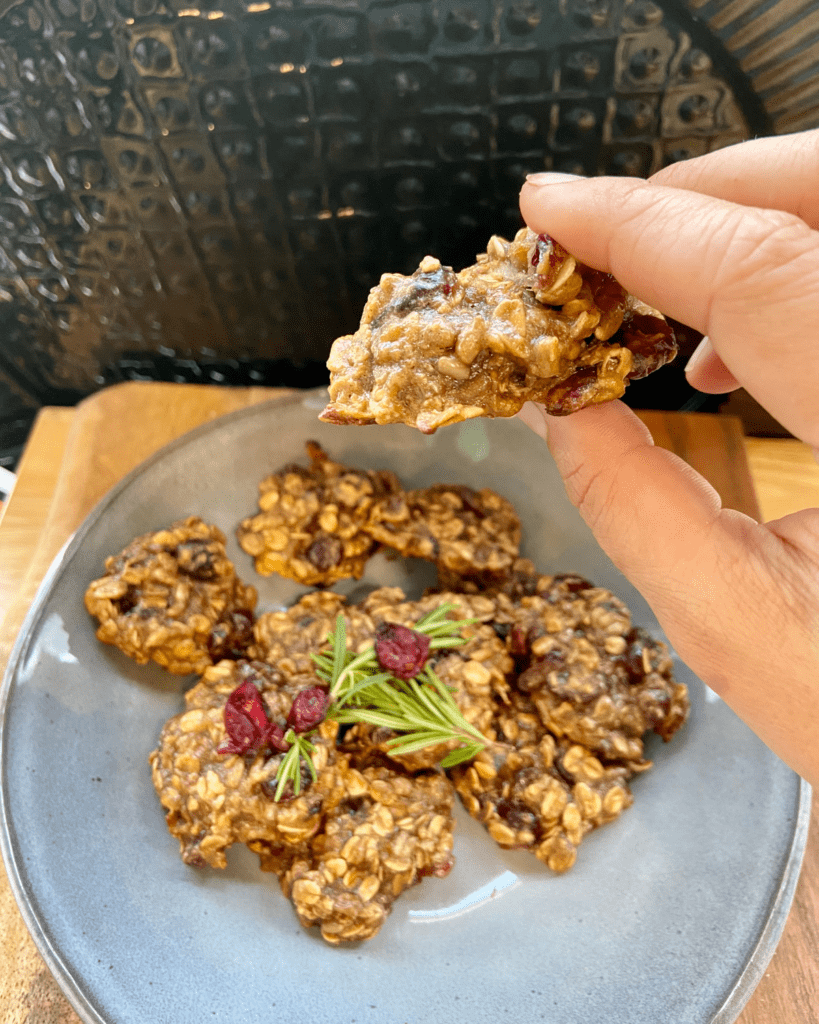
[0,0,788,468]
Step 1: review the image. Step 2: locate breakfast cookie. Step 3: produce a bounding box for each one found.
[149,659,343,869]
[365,483,522,585]
[450,692,638,873]
[320,228,677,433]
[84,516,257,675]
[279,761,455,944]
[237,441,402,586]
[496,574,689,763]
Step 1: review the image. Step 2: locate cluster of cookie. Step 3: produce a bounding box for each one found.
[85,444,688,945]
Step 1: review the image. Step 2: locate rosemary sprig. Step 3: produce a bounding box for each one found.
[272,604,488,798]
[320,604,486,759]
[330,664,487,769]
[272,729,318,802]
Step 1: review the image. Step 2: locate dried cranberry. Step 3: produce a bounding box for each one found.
[318,406,375,426]
[530,232,571,282]
[418,856,454,879]
[622,311,678,378]
[218,679,289,757]
[287,686,329,733]
[545,366,600,415]
[375,622,430,680]
[268,722,291,752]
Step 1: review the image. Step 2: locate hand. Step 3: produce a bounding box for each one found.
[518,129,819,787]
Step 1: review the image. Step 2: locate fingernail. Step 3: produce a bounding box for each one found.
[525,172,584,186]
[516,402,549,441]
[684,335,713,376]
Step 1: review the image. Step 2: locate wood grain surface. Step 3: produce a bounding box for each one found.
[0,381,817,1024]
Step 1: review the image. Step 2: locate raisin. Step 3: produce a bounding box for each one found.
[207,609,254,661]
[306,533,343,570]
[116,585,140,615]
[451,486,487,519]
[638,687,672,728]
[623,627,653,679]
[176,540,219,581]
[552,572,592,594]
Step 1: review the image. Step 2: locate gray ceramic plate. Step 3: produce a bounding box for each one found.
[0,391,810,1024]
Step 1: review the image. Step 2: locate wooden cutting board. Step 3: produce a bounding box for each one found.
[0,382,816,1024]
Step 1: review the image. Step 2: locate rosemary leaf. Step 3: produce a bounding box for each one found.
[428,635,469,650]
[331,615,347,684]
[385,732,451,755]
[273,736,302,801]
[331,672,394,710]
[440,743,485,769]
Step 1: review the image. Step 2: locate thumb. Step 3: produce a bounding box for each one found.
[516,400,819,784]
[516,400,763,685]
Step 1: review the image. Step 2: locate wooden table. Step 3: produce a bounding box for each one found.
[1,382,818,1024]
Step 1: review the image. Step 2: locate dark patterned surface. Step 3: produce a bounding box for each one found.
[0,0,788,465]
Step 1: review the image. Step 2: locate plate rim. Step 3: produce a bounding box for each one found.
[0,389,812,1024]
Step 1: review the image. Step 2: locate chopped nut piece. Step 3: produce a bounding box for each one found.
[237,441,402,586]
[84,516,257,675]
[320,228,677,433]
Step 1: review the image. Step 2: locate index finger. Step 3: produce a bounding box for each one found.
[650,129,819,229]
[519,176,819,447]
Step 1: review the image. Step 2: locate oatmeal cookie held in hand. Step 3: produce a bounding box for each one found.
[84,516,257,675]
[320,228,677,434]
[237,440,402,586]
